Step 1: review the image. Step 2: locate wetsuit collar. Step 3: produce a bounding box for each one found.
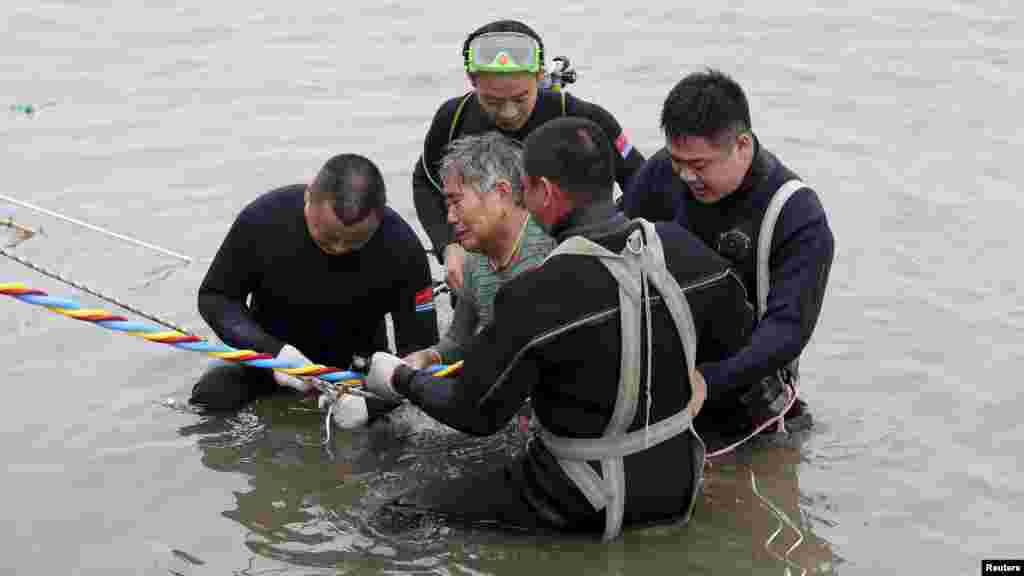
[551,201,631,243]
[479,89,561,141]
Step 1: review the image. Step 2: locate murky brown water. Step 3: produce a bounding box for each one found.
[2,1,1021,573]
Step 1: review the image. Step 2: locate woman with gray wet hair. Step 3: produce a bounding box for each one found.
[404,131,554,369]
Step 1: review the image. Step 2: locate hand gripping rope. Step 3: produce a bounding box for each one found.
[0,282,462,393]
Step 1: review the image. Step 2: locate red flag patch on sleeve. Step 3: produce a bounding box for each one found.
[415,286,434,312]
[615,131,633,159]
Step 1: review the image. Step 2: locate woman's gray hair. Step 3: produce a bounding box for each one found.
[439,132,526,207]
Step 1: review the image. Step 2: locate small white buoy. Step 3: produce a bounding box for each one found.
[165,398,176,406]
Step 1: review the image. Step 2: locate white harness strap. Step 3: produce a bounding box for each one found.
[756,179,807,395]
[538,219,705,541]
[756,179,807,322]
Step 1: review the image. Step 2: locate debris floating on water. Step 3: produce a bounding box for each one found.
[9,101,56,116]
[2,216,41,248]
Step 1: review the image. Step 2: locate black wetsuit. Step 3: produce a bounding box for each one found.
[191,184,439,411]
[381,203,752,534]
[623,137,835,438]
[413,90,645,262]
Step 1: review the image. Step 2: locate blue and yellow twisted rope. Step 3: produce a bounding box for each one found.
[1,282,462,384]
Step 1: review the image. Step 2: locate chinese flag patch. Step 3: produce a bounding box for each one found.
[415,286,434,312]
[615,131,633,159]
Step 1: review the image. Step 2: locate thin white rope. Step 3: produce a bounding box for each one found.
[0,193,193,263]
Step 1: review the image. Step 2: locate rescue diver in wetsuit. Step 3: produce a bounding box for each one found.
[190,154,438,421]
[622,69,835,447]
[414,19,645,295]
[365,117,754,540]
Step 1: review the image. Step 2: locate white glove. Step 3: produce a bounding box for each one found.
[326,393,370,429]
[272,344,315,394]
[365,351,407,402]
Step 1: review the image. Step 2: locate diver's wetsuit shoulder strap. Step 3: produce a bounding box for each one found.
[541,231,638,541]
[448,91,475,144]
[421,92,475,195]
[756,179,807,321]
[545,221,696,374]
[757,179,807,384]
[544,232,643,434]
[635,220,697,376]
[537,219,704,541]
